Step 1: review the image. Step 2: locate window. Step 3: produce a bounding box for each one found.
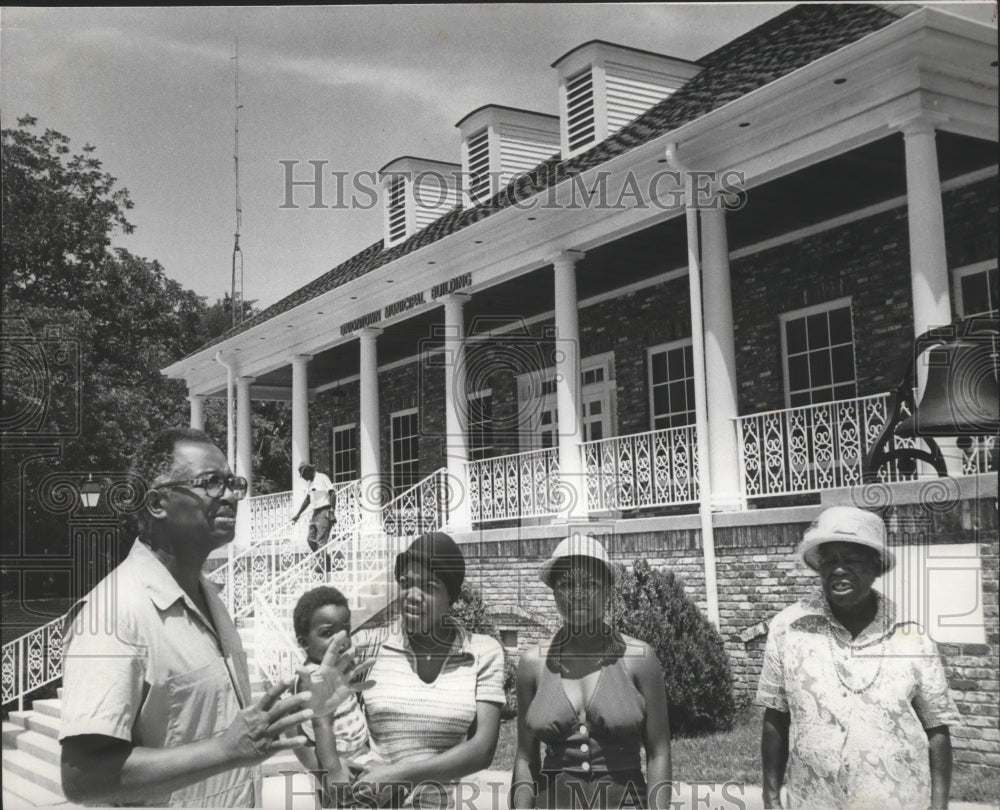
[331,424,357,483]
[954,261,998,318]
[467,390,494,461]
[647,340,695,430]
[781,298,857,408]
[500,629,518,648]
[390,410,419,493]
[517,353,615,448]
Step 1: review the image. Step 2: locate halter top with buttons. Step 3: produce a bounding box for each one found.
[525,642,646,776]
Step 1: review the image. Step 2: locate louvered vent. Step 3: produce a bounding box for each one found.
[456,106,560,208]
[553,41,701,159]
[466,129,491,204]
[387,175,407,243]
[565,69,596,152]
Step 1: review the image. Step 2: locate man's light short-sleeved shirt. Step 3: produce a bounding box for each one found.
[309,472,334,510]
[59,540,258,807]
[757,587,961,810]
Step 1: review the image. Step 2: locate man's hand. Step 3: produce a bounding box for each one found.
[296,630,376,718]
[219,680,313,765]
[290,515,300,525]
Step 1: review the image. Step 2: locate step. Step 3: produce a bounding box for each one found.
[2,746,66,797]
[5,726,62,766]
[2,721,27,748]
[25,711,61,741]
[2,777,69,809]
[31,699,62,719]
[7,711,32,732]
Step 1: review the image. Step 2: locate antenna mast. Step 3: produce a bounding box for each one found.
[231,37,244,327]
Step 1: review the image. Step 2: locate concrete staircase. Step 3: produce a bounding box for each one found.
[1,618,309,808]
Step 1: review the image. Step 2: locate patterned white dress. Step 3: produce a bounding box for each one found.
[757,587,961,810]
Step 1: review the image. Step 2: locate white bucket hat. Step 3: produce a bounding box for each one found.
[539,533,620,587]
[797,506,894,573]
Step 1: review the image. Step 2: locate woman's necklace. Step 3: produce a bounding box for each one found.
[556,632,613,674]
[825,622,884,695]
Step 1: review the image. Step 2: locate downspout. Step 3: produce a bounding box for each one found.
[665,143,721,628]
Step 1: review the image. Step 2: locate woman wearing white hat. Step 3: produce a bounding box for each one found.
[511,534,672,809]
[757,506,960,810]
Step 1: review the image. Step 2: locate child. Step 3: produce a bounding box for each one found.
[292,586,379,807]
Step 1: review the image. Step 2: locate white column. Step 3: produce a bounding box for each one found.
[902,117,951,339]
[442,294,472,531]
[358,329,383,522]
[235,375,255,550]
[552,250,588,521]
[236,376,255,497]
[291,354,311,494]
[901,116,962,475]
[701,206,743,510]
[189,393,205,431]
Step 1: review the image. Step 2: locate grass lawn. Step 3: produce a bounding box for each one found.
[490,712,1000,804]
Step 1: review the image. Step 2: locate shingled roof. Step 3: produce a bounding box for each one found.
[186,3,901,359]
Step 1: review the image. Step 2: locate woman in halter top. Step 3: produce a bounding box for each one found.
[511,534,672,809]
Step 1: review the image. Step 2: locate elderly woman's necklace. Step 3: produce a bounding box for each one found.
[825,623,884,695]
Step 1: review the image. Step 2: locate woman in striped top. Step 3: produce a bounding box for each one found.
[350,533,505,809]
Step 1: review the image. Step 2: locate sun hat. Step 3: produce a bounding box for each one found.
[393,532,466,601]
[539,533,620,588]
[797,506,894,573]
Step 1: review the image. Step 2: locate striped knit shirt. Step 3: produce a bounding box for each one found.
[352,623,505,808]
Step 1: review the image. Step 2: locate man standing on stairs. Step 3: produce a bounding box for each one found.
[58,428,318,807]
[292,462,336,554]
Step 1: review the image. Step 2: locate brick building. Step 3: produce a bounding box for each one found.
[162,4,998,771]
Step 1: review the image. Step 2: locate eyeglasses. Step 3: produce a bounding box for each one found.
[158,474,248,500]
[553,576,603,595]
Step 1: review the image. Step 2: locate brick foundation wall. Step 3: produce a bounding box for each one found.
[457,493,998,767]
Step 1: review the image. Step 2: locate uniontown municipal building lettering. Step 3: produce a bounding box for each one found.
[339,273,472,336]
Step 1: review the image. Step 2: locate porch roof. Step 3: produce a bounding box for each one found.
[176,4,903,363]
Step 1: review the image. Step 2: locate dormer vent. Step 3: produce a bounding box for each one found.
[552,41,702,158]
[379,157,461,247]
[456,106,560,207]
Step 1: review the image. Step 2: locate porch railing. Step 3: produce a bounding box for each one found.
[208,480,360,618]
[583,424,699,512]
[253,469,451,686]
[735,392,996,499]
[467,447,560,524]
[2,615,64,711]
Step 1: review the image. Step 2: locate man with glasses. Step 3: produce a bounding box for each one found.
[59,428,317,806]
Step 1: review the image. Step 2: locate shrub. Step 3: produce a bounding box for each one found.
[450,585,518,719]
[610,558,737,736]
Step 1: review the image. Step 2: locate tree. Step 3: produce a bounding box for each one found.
[1,117,293,582]
[610,558,737,735]
[2,116,134,307]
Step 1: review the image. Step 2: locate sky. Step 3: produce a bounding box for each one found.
[2,3,996,311]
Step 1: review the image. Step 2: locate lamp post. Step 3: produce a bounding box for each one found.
[38,472,145,606]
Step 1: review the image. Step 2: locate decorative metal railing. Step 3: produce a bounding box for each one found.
[736,393,997,499]
[467,447,560,523]
[209,481,360,618]
[2,615,64,711]
[252,469,451,686]
[583,424,699,512]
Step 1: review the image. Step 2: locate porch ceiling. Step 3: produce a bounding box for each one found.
[243,130,994,395]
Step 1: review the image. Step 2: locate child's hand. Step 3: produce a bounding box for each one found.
[296,630,376,718]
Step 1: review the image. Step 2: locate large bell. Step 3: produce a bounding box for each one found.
[898,338,1000,437]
